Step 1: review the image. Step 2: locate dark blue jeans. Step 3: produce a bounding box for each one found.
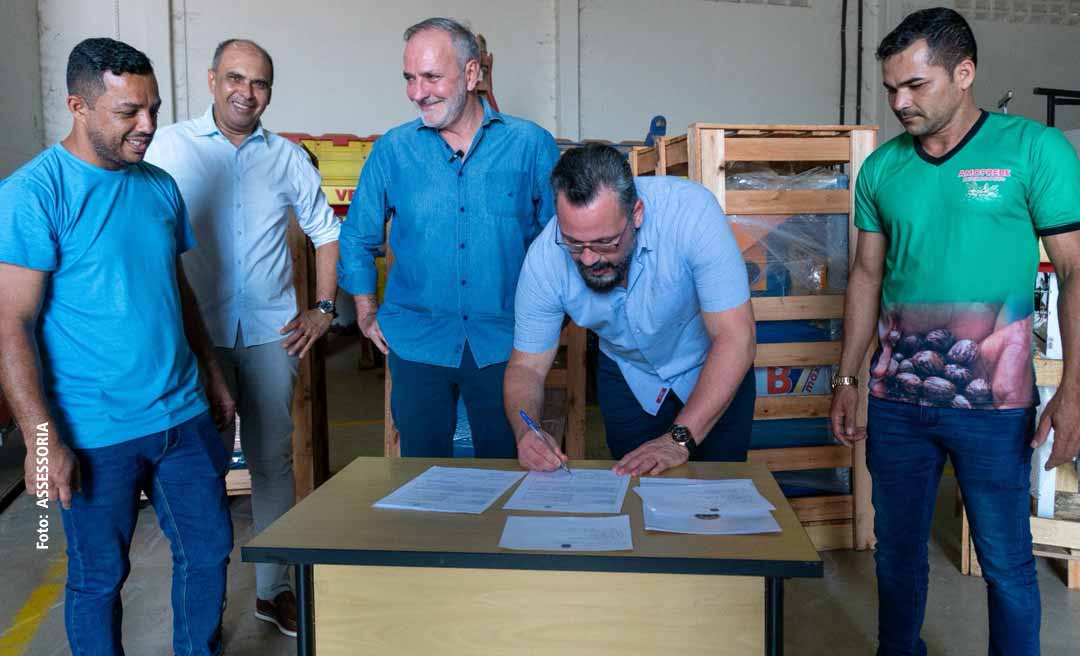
[596,351,755,461]
[867,397,1039,656]
[388,343,516,458]
[59,411,233,656]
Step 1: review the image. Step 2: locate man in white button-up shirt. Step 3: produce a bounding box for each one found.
[146,38,340,638]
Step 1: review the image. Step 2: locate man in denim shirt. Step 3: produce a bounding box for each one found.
[506,145,757,476]
[339,17,559,457]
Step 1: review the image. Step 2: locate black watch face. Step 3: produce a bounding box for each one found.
[672,426,692,446]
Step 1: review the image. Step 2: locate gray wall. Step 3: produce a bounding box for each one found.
[1,0,44,178]
[33,0,1080,146]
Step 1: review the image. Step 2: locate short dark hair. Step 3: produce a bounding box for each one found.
[66,38,154,103]
[877,7,977,75]
[211,39,274,84]
[551,144,638,218]
[404,17,480,69]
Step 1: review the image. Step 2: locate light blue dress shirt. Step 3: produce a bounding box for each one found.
[514,176,751,415]
[337,99,560,369]
[146,106,340,348]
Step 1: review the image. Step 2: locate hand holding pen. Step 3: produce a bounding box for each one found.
[518,410,572,475]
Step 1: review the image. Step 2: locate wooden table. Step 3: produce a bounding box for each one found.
[243,457,822,656]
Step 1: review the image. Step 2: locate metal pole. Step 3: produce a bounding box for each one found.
[295,564,315,656]
[765,577,784,656]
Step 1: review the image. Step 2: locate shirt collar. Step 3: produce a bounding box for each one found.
[196,104,268,145]
[414,95,504,131]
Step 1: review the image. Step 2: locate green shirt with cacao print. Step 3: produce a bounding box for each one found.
[854,110,1080,409]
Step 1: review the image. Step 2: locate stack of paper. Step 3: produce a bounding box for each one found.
[373,466,525,514]
[633,478,781,535]
[503,469,630,514]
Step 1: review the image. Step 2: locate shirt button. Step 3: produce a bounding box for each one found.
[459,207,465,213]
[463,315,469,321]
[458,171,463,177]
[459,243,465,249]
[461,280,466,286]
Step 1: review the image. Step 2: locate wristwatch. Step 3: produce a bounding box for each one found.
[670,424,698,457]
[830,374,859,391]
[315,299,338,318]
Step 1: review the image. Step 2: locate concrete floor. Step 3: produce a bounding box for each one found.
[1,335,1078,655]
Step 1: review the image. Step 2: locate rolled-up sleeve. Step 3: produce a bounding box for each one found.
[291,149,340,248]
[338,140,391,295]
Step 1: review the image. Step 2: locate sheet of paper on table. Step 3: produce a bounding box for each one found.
[634,477,780,535]
[498,515,634,551]
[373,466,526,514]
[641,505,781,535]
[502,469,630,514]
[633,478,775,517]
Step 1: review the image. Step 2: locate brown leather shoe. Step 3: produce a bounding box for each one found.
[254,591,298,637]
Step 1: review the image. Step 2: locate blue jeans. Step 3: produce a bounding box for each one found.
[388,343,516,457]
[597,352,755,461]
[59,411,233,656]
[867,397,1039,656]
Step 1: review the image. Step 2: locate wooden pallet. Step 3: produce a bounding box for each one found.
[631,123,878,551]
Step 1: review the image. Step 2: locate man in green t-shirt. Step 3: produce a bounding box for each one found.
[830,8,1080,655]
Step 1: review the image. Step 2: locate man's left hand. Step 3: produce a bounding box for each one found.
[206,372,236,431]
[612,433,689,477]
[280,309,334,358]
[1032,384,1080,470]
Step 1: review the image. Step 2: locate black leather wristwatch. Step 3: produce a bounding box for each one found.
[670,424,698,457]
[315,299,338,318]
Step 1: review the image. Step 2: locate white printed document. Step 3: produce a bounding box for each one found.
[373,466,525,514]
[503,469,630,514]
[634,479,775,517]
[498,515,634,551]
[640,505,781,535]
[634,477,781,535]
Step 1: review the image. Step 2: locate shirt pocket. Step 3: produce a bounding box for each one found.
[483,170,532,219]
[643,270,698,333]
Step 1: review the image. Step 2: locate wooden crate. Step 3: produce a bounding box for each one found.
[631,124,878,551]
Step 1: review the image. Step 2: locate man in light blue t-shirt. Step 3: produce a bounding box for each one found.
[505,144,757,477]
[0,38,234,656]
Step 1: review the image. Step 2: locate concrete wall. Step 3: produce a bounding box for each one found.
[0,0,44,177]
[34,0,1080,147]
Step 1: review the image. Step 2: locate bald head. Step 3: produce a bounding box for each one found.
[211,38,274,84]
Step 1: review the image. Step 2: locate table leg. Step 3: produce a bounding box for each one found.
[765,577,783,656]
[296,564,315,656]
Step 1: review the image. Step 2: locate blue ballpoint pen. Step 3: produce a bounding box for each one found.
[519,410,572,476]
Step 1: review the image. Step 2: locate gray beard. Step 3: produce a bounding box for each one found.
[577,251,632,292]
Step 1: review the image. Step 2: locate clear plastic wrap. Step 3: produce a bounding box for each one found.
[726,165,850,297]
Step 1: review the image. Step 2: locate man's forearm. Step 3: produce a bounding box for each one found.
[674,332,755,441]
[1057,266,1080,392]
[0,323,58,446]
[177,272,222,378]
[503,363,547,440]
[838,265,883,377]
[314,241,340,304]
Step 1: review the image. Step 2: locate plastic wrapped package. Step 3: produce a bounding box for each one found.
[452,396,474,457]
[725,165,850,297]
[729,165,852,490]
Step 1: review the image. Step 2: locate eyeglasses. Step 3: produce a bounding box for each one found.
[555,219,632,255]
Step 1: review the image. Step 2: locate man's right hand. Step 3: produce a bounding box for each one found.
[24,434,80,510]
[354,295,388,355]
[517,428,568,472]
[829,384,867,447]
